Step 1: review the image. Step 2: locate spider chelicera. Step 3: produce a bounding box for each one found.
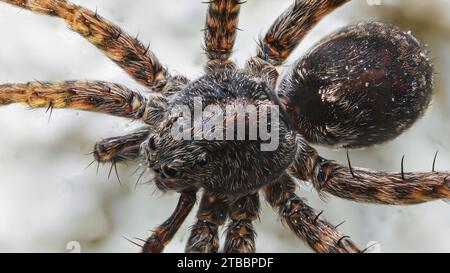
[0,0,449,253]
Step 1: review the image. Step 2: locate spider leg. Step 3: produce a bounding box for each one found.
[264,173,360,253]
[185,192,228,253]
[203,0,242,72]
[289,135,450,205]
[94,129,151,164]
[0,0,168,91]
[247,0,349,88]
[256,0,349,66]
[157,75,190,95]
[245,57,279,89]
[224,193,259,253]
[142,189,197,253]
[0,81,147,119]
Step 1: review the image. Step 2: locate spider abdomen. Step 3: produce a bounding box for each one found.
[280,21,433,148]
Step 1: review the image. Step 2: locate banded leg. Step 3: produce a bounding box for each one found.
[142,189,197,253]
[264,173,360,253]
[256,0,349,66]
[0,81,146,119]
[94,129,151,164]
[185,192,228,253]
[203,0,242,72]
[289,135,450,205]
[1,0,168,90]
[157,75,190,95]
[224,193,259,253]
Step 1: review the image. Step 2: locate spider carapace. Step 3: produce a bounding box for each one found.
[0,0,449,253]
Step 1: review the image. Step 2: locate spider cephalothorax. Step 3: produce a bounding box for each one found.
[145,69,297,194]
[1,0,449,253]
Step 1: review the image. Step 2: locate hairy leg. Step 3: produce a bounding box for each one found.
[203,0,242,72]
[1,0,168,90]
[0,81,147,119]
[94,129,151,164]
[157,75,190,95]
[224,193,259,253]
[185,192,228,253]
[256,0,349,66]
[245,57,279,89]
[142,189,197,253]
[247,0,349,87]
[289,135,450,205]
[264,173,360,253]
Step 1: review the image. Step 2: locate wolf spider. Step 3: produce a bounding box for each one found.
[0,0,449,253]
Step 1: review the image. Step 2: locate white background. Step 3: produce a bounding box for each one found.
[0,0,450,252]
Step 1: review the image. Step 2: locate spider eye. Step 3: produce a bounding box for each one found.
[162,166,178,178]
[197,154,210,167]
[148,136,157,151]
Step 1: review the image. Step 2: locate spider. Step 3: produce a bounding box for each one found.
[0,0,449,253]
